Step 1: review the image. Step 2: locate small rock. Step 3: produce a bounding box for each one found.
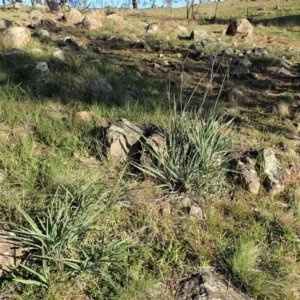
[106,118,144,163]
[175,25,188,35]
[36,29,51,39]
[35,62,49,74]
[190,29,207,41]
[62,8,83,24]
[261,148,285,196]
[53,49,65,61]
[237,157,260,194]
[277,67,294,78]
[252,47,268,56]
[146,23,159,34]
[80,16,103,30]
[189,205,204,220]
[249,72,259,79]
[0,230,23,276]
[222,48,234,56]
[0,26,31,48]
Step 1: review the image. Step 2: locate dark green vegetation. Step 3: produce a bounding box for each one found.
[0,0,300,298]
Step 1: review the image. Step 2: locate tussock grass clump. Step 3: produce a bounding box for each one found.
[221,240,274,298]
[277,101,290,119]
[132,103,233,194]
[1,186,129,289]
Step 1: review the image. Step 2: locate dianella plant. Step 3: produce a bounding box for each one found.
[132,102,233,195]
[0,186,129,289]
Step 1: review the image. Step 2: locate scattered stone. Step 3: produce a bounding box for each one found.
[62,8,83,25]
[0,230,23,276]
[235,49,245,57]
[175,25,188,35]
[146,23,159,33]
[153,62,161,69]
[236,156,260,194]
[80,16,103,30]
[261,148,285,196]
[35,62,49,75]
[189,205,204,220]
[29,9,43,21]
[249,72,259,79]
[279,59,291,69]
[36,29,51,39]
[53,49,65,61]
[106,14,124,22]
[252,47,268,56]
[140,131,166,166]
[190,29,207,41]
[105,118,144,163]
[0,26,31,48]
[221,48,234,56]
[226,18,253,40]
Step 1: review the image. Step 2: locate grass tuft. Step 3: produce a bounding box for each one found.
[131,102,233,194]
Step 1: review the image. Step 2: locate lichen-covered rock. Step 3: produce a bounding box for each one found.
[0,26,31,48]
[80,16,103,30]
[226,18,253,40]
[62,8,83,25]
[190,29,207,41]
[0,230,23,276]
[237,156,260,194]
[146,23,159,33]
[106,118,144,163]
[261,148,285,196]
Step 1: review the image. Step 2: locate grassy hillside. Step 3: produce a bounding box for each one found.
[0,0,300,299]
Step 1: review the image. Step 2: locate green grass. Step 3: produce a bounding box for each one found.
[0,1,300,299]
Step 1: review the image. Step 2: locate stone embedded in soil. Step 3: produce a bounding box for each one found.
[261,148,285,196]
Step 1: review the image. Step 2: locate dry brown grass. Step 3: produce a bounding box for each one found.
[277,101,290,119]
